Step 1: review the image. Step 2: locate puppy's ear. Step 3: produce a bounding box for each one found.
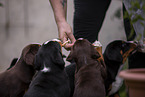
[34,54,42,70]
[52,50,65,69]
[91,48,101,59]
[23,44,40,65]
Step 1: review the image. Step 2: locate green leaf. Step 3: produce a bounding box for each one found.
[134,1,140,9]
[132,15,144,23]
[128,28,135,40]
[140,22,145,26]
[123,11,129,19]
[142,4,145,12]
[136,33,142,41]
[129,7,133,11]
[0,2,3,7]
[137,15,145,20]
[132,17,139,23]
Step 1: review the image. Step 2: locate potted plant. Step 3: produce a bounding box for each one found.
[119,1,145,97]
[119,68,145,97]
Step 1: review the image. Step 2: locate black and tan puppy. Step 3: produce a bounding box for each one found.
[23,40,70,97]
[0,44,40,97]
[104,40,138,96]
[67,38,106,97]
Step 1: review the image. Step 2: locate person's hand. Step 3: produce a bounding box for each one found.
[57,21,76,50]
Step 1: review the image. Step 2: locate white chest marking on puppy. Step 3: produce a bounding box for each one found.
[41,63,51,73]
[44,39,61,45]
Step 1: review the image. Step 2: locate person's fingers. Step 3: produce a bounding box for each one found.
[61,32,75,50]
[64,43,74,50]
[62,40,70,47]
[62,34,67,43]
[66,32,76,43]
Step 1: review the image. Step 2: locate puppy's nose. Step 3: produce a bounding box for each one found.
[127,41,143,52]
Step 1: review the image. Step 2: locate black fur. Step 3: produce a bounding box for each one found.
[104,40,138,95]
[23,41,70,97]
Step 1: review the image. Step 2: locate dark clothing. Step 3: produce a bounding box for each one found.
[73,0,111,43]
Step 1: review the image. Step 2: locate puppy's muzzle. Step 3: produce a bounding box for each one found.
[127,41,142,54]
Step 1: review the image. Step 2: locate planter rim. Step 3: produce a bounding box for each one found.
[119,68,145,81]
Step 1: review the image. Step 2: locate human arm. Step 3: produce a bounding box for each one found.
[49,0,76,49]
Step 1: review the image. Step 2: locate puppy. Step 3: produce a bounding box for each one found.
[0,44,40,97]
[103,40,138,96]
[23,40,70,97]
[67,38,106,97]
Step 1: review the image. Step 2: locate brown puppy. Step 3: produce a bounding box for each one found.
[67,38,106,97]
[0,44,40,97]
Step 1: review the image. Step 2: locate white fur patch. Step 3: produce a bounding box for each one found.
[78,38,84,40]
[41,63,51,73]
[52,39,61,42]
[127,41,134,43]
[93,40,102,47]
[44,39,61,45]
[44,40,50,45]
[108,64,124,95]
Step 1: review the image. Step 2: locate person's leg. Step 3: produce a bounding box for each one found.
[73,0,111,43]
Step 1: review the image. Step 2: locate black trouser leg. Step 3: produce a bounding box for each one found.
[73,0,111,43]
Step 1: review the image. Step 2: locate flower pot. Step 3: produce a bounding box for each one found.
[119,69,145,97]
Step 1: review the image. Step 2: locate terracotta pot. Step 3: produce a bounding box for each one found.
[119,69,145,97]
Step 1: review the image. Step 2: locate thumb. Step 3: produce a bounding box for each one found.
[67,32,76,43]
